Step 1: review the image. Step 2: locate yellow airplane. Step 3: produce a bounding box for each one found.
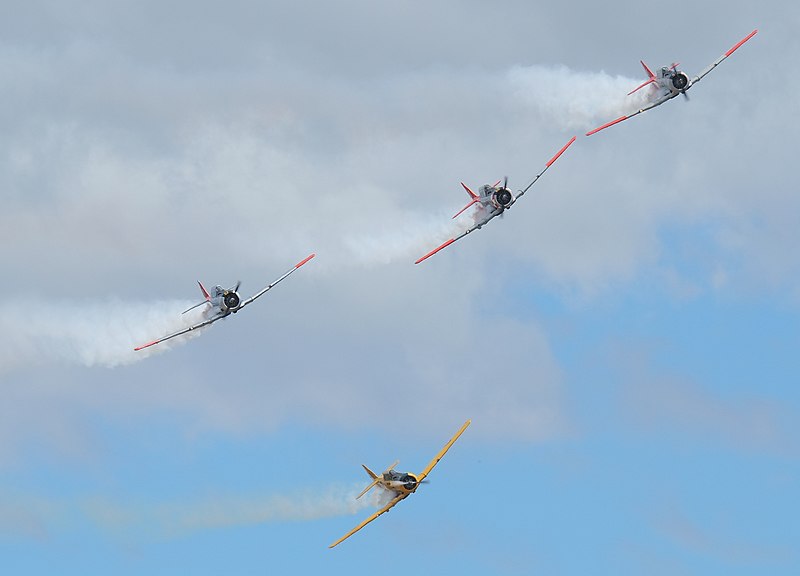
[329,419,471,548]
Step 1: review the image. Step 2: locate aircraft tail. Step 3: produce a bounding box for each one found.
[356,465,380,499]
[452,182,480,219]
[182,281,212,314]
[627,60,658,95]
[197,281,211,301]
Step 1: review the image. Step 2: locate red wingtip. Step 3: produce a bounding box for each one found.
[546,136,577,167]
[295,253,316,268]
[725,29,758,57]
[415,238,455,264]
[134,340,159,351]
[586,116,628,136]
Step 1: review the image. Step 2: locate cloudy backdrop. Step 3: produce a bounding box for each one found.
[1,1,798,574]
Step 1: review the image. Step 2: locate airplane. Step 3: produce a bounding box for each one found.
[134,253,315,351]
[586,28,758,136]
[329,419,471,548]
[415,136,576,264]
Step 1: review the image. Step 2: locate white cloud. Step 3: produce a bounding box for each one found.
[0,2,796,469]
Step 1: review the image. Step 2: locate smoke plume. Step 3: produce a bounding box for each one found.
[2,481,394,542]
[508,64,653,130]
[0,298,210,371]
[81,482,383,540]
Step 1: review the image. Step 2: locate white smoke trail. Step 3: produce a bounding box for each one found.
[343,209,472,265]
[0,298,210,371]
[2,482,392,541]
[162,483,383,535]
[507,64,654,131]
[81,482,384,539]
[341,64,659,265]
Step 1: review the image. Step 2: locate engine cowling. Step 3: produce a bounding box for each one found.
[671,72,689,90]
[401,474,417,491]
[223,292,241,310]
[493,187,513,207]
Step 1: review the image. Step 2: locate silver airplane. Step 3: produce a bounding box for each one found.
[415,136,576,264]
[134,253,315,351]
[586,28,758,136]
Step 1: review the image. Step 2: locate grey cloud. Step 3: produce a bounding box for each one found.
[0,1,796,466]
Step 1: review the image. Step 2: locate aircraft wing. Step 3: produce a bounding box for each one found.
[585,92,676,136]
[236,253,315,310]
[691,29,757,85]
[417,419,471,483]
[414,219,487,265]
[328,493,406,548]
[513,136,577,201]
[134,312,226,351]
[415,202,503,264]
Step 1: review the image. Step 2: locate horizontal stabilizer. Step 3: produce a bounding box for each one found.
[452,198,479,219]
[182,300,209,315]
[182,280,213,314]
[627,60,657,95]
[356,464,380,499]
[356,481,379,500]
[627,77,656,95]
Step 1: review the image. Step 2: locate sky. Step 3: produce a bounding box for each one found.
[1,1,798,574]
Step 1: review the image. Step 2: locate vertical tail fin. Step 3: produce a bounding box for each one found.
[356,465,380,499]
[627,60,658,95]
[198,281,211,301]
[182,281,213,314]
[452,182,481,219]
[640,60,656,80]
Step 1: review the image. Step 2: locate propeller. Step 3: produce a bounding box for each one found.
[500,176,511,217]
[232,280,241,292]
